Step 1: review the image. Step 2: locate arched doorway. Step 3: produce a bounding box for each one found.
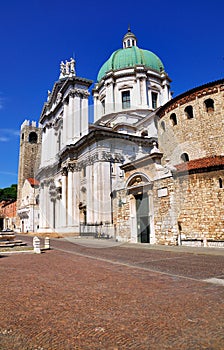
[127,173,152,243]
[135,192,150,243]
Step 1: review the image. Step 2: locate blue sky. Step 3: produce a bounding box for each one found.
[0,0,223,188]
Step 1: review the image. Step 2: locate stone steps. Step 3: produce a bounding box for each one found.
[0,239,27,248]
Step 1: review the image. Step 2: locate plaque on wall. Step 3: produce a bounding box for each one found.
[157,187,168,197]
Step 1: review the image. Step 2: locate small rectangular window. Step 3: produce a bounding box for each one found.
[152,92,158,109]
[122,91,130,109]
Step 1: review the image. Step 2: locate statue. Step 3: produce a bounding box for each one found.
[47,90,51,101]
[70,57,76,75]
[65,60,70,75]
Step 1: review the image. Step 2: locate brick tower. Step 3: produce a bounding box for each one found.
[17,120,42,208]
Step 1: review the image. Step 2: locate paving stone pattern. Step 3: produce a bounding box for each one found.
[0,238,223,349]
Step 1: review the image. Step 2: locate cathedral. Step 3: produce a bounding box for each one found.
[17,29,224,247]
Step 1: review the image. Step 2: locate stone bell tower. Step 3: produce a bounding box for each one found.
[17,120,42,208]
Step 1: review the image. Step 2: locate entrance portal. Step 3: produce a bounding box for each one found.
[135,193,150,243]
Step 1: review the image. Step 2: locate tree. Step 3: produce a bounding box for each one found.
[0,184,17,202]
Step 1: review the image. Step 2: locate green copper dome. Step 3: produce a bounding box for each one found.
[97,46,164,82]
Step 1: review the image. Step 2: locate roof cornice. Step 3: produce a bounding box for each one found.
[157,78,224,118]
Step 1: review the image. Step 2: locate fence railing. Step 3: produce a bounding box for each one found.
[79,223,114,238]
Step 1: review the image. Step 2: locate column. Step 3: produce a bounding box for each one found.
[38,183,44,230]
[101,162,111,223]
[67,167,74,226]
[73,170,80,226]
[93,93,99,122]
[93,162,99,223]
[137,78,141,106]
[74,94,80,139]
[61,170,67,227]
[82,95,89,136]
[42,183,47,228]
[86,164,93,223]
[41,130,46,166]
[140,77,148,107]
[67,96,73,143]
[62,100,68,147]
[106,80,114,114]
[45,183,50,229]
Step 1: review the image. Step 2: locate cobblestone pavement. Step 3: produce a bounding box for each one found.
[0,236,223,349]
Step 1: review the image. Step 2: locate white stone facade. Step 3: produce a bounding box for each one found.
[18,30,223,246]
[17,179,39,233]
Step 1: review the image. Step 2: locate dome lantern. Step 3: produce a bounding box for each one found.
[123,25,137,48]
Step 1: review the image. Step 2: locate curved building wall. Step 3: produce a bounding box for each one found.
[157,80,224,166]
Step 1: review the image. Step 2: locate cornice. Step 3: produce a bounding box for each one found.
[39,76,93,124]
[174,156,224,176]
[59,129,156,160]
[157,78,224,118]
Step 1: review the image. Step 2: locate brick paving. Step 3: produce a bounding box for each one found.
[0,237,224,349]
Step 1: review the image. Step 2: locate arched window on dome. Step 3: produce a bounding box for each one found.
[204,98,214,113]
[219,178,223,189]
[28,132,38,143]
[181,153,189,162]
[184,105,194,119]
[170,113,177,126]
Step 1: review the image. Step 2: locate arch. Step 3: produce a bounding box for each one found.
[219,178,223,189]
[126,172,151,189]
[28,132,38,143]
[204,98,214,112]
[170,113,177,126]
[126,172,151,244]
[184,105,194,119]
[181,153,189,162]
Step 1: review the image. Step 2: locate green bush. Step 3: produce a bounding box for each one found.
[0,184,17,201]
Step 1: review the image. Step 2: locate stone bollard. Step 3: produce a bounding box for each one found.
[44,237,50,250]
[33,236,41,254]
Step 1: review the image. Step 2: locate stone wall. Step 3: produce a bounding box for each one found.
[157,81,224,165]
[174,170,224,240]
[114,164,224,245]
